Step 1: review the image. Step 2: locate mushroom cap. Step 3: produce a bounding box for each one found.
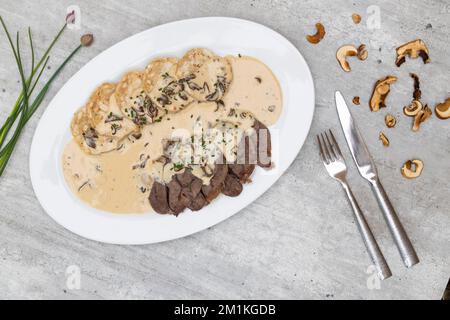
[401,159,424,179]
[435,98,450,120]
[336,45,358,72]
[403,100,423,116]
[412,105,432,132]
[306,23,326,44]
[369,75,397,112]
[395,39,430,66]
[385,114,396,128]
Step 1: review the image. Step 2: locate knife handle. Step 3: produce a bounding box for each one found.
[370,179,419,268]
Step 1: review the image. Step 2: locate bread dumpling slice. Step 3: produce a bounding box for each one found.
[176,48,233,102]
[115,71,159,125]
[86,83,138,139]
[71,106,118,155]
[144,57,193,113]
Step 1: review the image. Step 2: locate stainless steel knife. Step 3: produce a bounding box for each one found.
[335,91,419,268]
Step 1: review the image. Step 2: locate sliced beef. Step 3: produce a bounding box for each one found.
[229,134,256,183]
[228,163,255,183]
[188,193,207,211]
[176,169,206,211]
[167,176,191,215]
[176,169,197,187]
[201,163,228,203]
[149,181,171,214]
[176,169,203,196]
[148,119,272,215]
[253,119,272,168]
[222,173,243,197]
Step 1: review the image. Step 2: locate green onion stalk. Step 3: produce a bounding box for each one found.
[0,15,93,177]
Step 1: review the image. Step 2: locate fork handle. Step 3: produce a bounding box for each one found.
[341,182,392,280]
[370,179,419,268]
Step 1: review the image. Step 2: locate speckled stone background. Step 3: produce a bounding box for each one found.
[0,0,448,299]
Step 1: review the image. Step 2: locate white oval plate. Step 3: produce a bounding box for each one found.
[30,17,314,244]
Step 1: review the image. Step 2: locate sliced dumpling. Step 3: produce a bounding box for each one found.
[144,57,193,113]
[71,106,117,155]
[176,48,233,102]
[86,83,138,140]
[115,71,159,125]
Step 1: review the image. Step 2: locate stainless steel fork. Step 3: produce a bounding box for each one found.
[317,130,392,280]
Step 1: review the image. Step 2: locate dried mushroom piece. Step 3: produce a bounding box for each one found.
[357,44,368,61]
[401,160,423,179]
[379,132,389,147]
[352,14,361,24]
[369,76,397,112]
[410,73,421,100]
[385,114,396,128]
[412,105,432,131]
[435,98,450,119]
[395,39,430,67]
[403,100,423,116]
[336,45,358,72]
[306,23,326,44]
[403,73,431,131]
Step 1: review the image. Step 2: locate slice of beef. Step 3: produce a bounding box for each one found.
[188,192,207,211]
[176,169,206,211]
[201,163,228,203]
[230,134,255,183]
[228,163,255,183]
[222,173,243,197]
[176,169,203,198]
[149,181,171,214]
[176,169,196,187]
[253,119,272,168]
[167,176,191,216]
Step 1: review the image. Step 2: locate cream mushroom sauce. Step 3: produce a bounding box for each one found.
[62,54,282,213]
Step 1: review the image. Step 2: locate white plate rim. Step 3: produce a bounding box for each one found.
[29,17,315,245]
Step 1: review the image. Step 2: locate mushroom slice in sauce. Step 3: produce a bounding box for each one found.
[144,57,193,113]
[176,48,232,102]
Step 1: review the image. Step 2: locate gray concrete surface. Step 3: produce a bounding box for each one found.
[0,0,449,299]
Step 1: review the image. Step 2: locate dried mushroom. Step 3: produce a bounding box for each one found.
[401,159,423,179]
[412,105,432,131]
[379,132,389,147]
[385,114,396,128]
[435,98,450,119]
[395,39,430,67]
[369,76,397,112]
[336,45,358,72]
[403,74,431,131]
[352,14,361,24]
[306,23,326,44]
[410,73,421,100]
[403,100,423,116]
[357,44,368,61]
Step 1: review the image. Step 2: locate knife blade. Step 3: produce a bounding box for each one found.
[334,90,419,268]
[335,91,377,180]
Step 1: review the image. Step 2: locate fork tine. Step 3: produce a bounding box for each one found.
[320,133,333,162]
[324,131,337,160]
[329,129,343,159]
[317,135,328,164]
